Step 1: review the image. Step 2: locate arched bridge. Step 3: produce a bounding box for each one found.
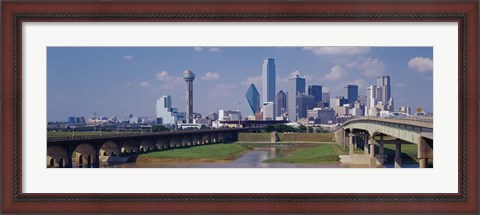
[334,117,433,168]
[47,128,250,168]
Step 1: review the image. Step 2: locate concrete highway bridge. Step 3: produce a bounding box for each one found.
[335,117,433,168]
[47,128,249,168]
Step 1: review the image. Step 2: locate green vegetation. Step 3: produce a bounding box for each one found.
[237,132,334,143]
[381,144,418,163]
[263,144,348,163]
[262,124,327,133]
[237,133,271,142]
[353,143,419,163]
[237,142,295,148]
[151,125,170,132]
[138,144,250,162]
[277,133,334,142]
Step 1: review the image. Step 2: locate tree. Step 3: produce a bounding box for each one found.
[152,125,170,132]
[298,125,307,133]
[263,125,275,132]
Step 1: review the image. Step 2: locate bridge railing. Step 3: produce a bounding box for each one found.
[377,116,433,123]
[347,115,433,123]
[332,115,433,132]
[47,127,250,142]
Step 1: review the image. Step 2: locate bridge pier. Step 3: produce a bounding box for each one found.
[417,137,433,168]
[354,136,358,150]
[395,143,402,168]
[378,136,385,165]
[348,133,354,155]
[363,136,369,154]
[419,158,428,168]
[369,141,376,168]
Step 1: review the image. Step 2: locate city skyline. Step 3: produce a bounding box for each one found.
[47,47,433,121]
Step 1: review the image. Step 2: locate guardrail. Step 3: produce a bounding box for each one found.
[332,116,433,132]
[47,128,250,142]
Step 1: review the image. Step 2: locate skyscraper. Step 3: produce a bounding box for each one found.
[155,95,178,125]
[345,85,358,104]
[262,102,275,120]
[245,84,261,115]
[288,72,306,122]
[296,94,315,119]
[377,76,391,104]
[183,70,195,124]
[322,87,330,107]
[308,85,322,107]
[262,58,276,118]
[367,85,382,115]
[276,90,287,117]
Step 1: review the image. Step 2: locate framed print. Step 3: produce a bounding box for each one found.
[1,0,479,214]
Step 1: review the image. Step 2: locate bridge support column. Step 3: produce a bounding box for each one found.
[395,143,402,168]
[379,136,385,165]
[419,158,428,168]
[348,134,354,155]
[369,138,376,168]
[271,132,277,143]
[354,136,357,150]
[363,136,369,154]
[417,137,433,168]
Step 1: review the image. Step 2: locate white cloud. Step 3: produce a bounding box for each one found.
[408,57,433,72]
[276,75,289,85]
[323,65,346,81]
[241,75,262,89]
[193,47,220,53]
[347,79,367,89]
[209,84,237,97]
[158,77,183,90]
[139,81,150,88]
[124,55,133,60]
[303,47,370,56]
[290,70,301,76]
[156,70,172,81]
[201,72,220,80]
[346,57,385,77]
[208,47,221,52]
[126,82,133,87]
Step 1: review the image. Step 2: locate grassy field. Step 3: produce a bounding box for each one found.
[236,142,295,148]
[238,132,334,143]
[263,143,348,164]
[138,143,250,162]
[237,133,271,142]
[382,144,418,163]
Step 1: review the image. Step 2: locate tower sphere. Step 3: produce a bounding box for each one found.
[183,70,195,81]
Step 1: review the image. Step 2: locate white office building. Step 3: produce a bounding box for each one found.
[261,102,275,120]
[155,95,178,125]
[218,110,242,121]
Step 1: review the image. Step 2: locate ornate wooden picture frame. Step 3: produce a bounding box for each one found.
[2,1,478,213]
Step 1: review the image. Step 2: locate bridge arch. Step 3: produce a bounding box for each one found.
[47,145,70,168]
[100,141,121,156]
[155,137,170,150]
[140,138,156,152]
[121,140,140,154]
[72,143,98,168]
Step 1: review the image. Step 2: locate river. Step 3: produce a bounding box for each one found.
[98,144,419,168]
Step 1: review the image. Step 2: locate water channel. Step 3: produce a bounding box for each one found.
[95,143,420,168]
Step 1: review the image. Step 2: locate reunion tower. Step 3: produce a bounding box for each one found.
[183,70,195,124]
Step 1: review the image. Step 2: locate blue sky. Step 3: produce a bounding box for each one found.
[47,47,433,121]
